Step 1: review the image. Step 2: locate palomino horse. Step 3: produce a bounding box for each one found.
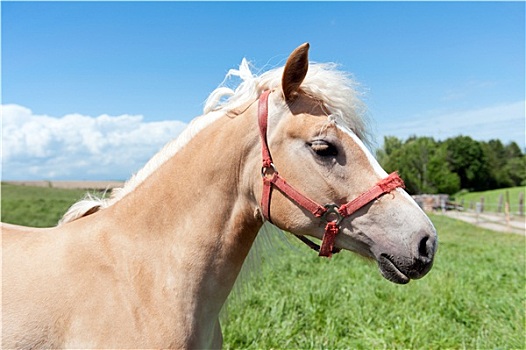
[2,43,437,348]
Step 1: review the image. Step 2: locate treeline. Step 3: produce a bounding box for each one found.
[376,135,525,195]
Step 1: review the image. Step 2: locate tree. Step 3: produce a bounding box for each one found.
[504,156,526,186]
[376,136,402,166]
[482,139,512,188]
[377,135,522,194]
[427,144,461,194]
[443,136,490,191]
[377,136,460,195]
[481,140,525,188]
[505,141,523,159]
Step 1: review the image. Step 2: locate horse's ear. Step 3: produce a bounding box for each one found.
[282,43,310,101]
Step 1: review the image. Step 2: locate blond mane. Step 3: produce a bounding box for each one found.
[59,58,370,225]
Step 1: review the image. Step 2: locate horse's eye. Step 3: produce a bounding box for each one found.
[309,140,338,157]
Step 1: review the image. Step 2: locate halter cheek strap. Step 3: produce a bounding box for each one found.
[258,90,405,257]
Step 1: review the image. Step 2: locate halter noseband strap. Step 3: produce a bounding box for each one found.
[258,90,405,257]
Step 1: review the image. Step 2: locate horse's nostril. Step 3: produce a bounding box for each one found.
[404,234,436,279]
[417,232,437,263]
[418,235,430,259]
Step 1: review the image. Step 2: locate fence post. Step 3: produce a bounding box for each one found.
[519,192,524,217]
[480,197,485,213]
[497,194,503,213]
[505,190,510,228]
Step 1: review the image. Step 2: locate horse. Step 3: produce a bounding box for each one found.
[2,43,437,349]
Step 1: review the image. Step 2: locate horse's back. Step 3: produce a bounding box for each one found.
[2,222,61,254]
[2,222,56,258]
[1,219,175,348]
[2,221,51,236]
[2,222,72,348]
[1,219,219,348]
[2,221,37,230]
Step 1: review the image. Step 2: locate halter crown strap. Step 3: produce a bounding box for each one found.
[257,90,405,257]
[258,90,273,168]
[258,91,327,222]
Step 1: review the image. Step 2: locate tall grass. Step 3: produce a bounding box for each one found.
[2,184,524,348]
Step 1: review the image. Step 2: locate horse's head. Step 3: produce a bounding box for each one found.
[254,43,437,284]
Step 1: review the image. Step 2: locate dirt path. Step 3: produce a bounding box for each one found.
[439,211,525,236]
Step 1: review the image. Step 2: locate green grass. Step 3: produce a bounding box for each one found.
[454,186,525,213]
[2,184,525,348]
[222,215,525,349]
[1,183,91,227]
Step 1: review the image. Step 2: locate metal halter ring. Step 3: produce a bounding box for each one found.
[261,163,278,178]
[322,204,344,225]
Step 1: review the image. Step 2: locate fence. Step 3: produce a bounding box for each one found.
[414,191,526,235]
[458,191,524,217]
[413,191,525,216]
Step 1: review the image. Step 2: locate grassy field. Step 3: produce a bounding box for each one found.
[1,183,91,227]
[453,186,525,214]
[223,216,525,349]
[2,183,525,348]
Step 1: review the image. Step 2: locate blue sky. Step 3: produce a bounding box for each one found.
[2,1,525,180]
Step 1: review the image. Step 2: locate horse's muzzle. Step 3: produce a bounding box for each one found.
[376,230,437,284]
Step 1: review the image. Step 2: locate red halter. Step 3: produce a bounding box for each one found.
[258,90,405,257]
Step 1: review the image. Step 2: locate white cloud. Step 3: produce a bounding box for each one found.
[3,100,524,180]
[376,100,525,149]
[2,104,188,180]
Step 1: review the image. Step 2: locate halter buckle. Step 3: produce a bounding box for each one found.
[322,204,344,225]
[261,163,278,178]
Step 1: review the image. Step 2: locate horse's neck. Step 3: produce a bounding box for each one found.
[102,108,262,335]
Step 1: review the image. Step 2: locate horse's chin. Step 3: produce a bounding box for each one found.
[377,254,410,284]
